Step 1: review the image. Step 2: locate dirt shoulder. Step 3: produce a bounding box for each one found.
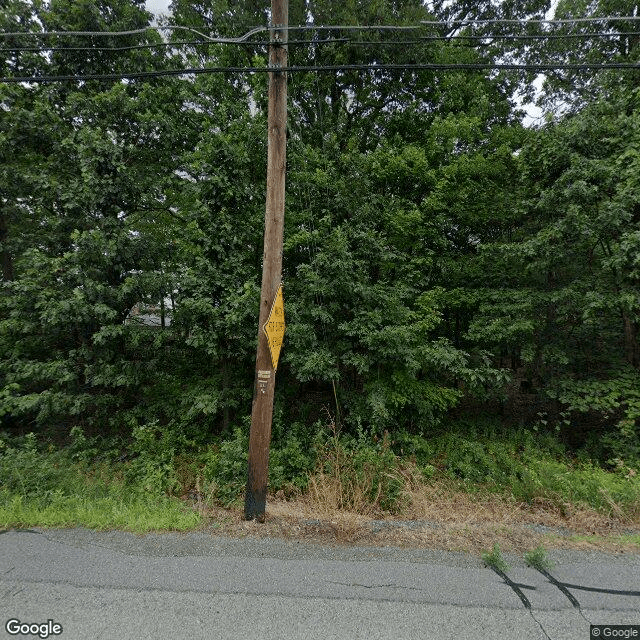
[192,487,640,555]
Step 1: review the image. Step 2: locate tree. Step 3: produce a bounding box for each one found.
[462,88,640,459]
[0,0,191,434]
[1,0,532,439]
[10,0,636,455]
[533,0,640,113]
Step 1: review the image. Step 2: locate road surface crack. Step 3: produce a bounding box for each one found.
[535,568,596,626]
[490,568,551,640]
[326,580,423,591]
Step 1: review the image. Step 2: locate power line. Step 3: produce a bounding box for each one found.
[2,61,639,84]
[3,30,639,54]
[334,31,640,42]
[0,40,269,53]
[0,24,265,42]
[2,16,640,42]
[1,40,216,53]
[421,16,640,25]
[0,24,418,40]
[0,38,355,53]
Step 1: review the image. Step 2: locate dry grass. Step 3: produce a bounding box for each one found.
[306,462,412,519]
[194,472,640,554]
[304,421,410,517]
[191,418,639,553]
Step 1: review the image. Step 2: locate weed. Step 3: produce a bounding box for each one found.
[202,427,248,506]
[306,418,407,516]
[124,422,188,496]
[524,546,555,572]
[429,425,640,519]
[269,434,316,496]
[68,426,99,464]
[482,543,510,572]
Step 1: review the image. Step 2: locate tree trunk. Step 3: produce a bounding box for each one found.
[0,209,14,282]
[222,356,230,433]
[623,312,640,369]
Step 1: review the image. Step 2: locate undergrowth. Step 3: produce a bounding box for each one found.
[307,420,410,516]
[1,416,638,532]
[0,431,200,531]
[393,423,640,520]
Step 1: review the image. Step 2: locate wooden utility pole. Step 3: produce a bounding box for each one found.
[244,0,288,521]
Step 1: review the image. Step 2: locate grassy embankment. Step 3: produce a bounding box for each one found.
[1,420,638,551]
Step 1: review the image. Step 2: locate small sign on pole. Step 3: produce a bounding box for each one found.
[263,284,286,371]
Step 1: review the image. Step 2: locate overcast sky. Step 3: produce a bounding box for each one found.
[145,0,171,17]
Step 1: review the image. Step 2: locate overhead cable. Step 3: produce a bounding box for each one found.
[421,16,640,25]
[2,61,639,84]
[2,16,640,42]
[0,24,416,40]
[3,30,639,54]
[0,24,265,42]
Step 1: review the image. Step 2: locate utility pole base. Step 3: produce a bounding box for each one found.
[244,479,267,522]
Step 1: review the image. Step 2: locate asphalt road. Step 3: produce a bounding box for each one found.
[1,528,638,640]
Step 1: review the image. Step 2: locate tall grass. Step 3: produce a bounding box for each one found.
[306,421,414,516]
[0,433,200,532]
[2,419,639,532]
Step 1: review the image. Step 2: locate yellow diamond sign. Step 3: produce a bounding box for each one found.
[263,285,286,371]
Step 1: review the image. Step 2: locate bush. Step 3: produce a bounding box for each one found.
[124,422,186,496]
[308,425,407,515]
[549,367,640,468]
[201,427,248,506]
[269,434,317,495]
[199,418,318,505]
[515,459,640,517]
[0,432,201,531]
[0,433,79,502]
[432,431,529,486]
[427,424,640,518]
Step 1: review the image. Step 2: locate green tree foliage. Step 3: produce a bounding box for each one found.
[1,0,638,470]
[1,0,190,434]
[534,0,640,111]
[465,89,640,460]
